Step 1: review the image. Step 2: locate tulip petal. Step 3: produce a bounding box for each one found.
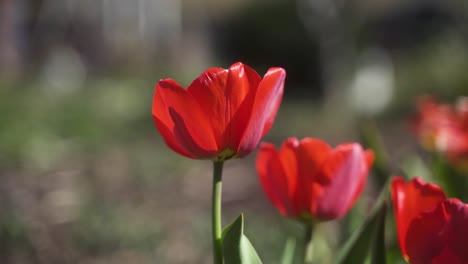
[186,67,228,148]
[237,67,286,157]
[256,142,294,216]
[294,138,332,217]
[259,68,286,138]
[405,200,447,264]
[152,116,194,158]
[445,198,468,263]
[432,248,465,264]
[187,64,262,152]
[222,63,262,150]
[390,177,447,260]
[350,150,375,205]
[152,79,217,158]
[314,143,370,220]
[278,138,300,200]
[405,198,468,264]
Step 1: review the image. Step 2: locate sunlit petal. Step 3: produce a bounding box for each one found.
[152,79,217,158]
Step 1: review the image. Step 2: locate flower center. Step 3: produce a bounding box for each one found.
[214,148,236,161]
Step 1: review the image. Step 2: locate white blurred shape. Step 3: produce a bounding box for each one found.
[44,188,80,224]
[350,47,394,115]
[40,46,86,98]
[456,96,468,113]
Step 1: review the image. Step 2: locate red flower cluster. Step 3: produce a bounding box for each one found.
[152,62,286,160]
[152,62,468,263]
[256,137,374,221]
[391,177,468,264]
[412,96,468,163]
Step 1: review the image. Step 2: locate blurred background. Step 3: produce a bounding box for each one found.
[0,0,467,263]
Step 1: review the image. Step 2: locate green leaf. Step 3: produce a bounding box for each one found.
[280,237,296,264]
[371,203,387,264]
[333,184,388,264]
[222,214,262,264]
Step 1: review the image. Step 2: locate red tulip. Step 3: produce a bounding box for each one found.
[412,96,468,164]
[256,137,374,221]
[152,62,286,160]
[391,177,468,264]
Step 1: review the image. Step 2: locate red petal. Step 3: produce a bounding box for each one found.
[223,63,262,151]
[365,150,375,170]
[152,116,194,158]
[256,142,295,216]
[277,138,300,203]
[236,67,286,157]
[349,149,374,205]
[260,67,287,137]
[293,138,332,216]
[187,63,262,152]
[186,67,228,148]
[405,200,447,264]
[432,248,466,264]
[314,143,370,220]
[390,177,447,260]
[444,198,468,263]
[152,79,217,158]
[405,198,468,264]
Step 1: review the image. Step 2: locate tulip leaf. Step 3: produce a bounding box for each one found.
[333,185,388,264]
[280,237,296,264]
[222,214,262,264]
[371,203,387,264]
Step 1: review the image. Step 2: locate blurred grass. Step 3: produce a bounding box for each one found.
[73,203,161,254]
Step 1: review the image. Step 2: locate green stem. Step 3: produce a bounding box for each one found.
[304,223,315,264]
[212,161,224,264]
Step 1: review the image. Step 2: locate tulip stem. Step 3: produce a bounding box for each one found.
[304,223,315,264]
[212,160,224,264]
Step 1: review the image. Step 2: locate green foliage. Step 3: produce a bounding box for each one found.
[334,185,388,264]
[73,204,162,254]
[370,204,387,264]
[280,237,296,264]
[222,214,262,264]
[0,212,30,250]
